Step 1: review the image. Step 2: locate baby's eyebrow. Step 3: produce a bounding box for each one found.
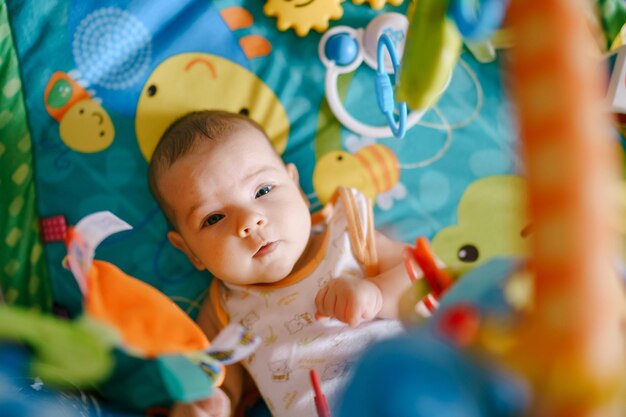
[243,165,279,182]
[186,200,208,226]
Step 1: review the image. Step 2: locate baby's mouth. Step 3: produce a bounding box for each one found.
[253,241,278,258]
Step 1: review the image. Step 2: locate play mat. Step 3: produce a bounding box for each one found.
[2,0,517,315]
[1,0,625,416]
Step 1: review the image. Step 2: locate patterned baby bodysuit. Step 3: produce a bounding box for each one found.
[210,187,403,417]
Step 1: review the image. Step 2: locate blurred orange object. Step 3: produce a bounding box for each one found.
[507,0,626,415]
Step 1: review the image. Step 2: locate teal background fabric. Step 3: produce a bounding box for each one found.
[5,0,518,318]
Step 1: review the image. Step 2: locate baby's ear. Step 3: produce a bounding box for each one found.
[286,163,311,208]
[286,163,299,183]
[167,231,206,271]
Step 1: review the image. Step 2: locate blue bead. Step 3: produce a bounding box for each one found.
[324,33,359,67]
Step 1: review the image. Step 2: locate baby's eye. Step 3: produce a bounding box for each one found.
[204,213,224,226]
[255,185,273,198]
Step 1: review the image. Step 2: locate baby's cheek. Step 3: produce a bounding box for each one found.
[208,241,238,274]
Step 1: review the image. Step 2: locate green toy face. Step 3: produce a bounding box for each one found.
[46,79,73,109]
[432,176,529,274]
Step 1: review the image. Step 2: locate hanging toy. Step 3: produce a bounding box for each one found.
[319,13,426,138]
[401,237,456,323]
[397,0,508,110]
[448,0,509,41]
[464,28,513,63]
[375,33,408,138]
[264,0,344,37]
[396,0,462,110]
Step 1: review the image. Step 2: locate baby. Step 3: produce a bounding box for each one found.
[148,110,414,417]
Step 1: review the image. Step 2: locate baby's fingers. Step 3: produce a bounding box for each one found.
[315,285,332,319]
[345,298,362,327]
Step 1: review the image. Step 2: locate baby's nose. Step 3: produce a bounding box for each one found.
[238,213,267,238]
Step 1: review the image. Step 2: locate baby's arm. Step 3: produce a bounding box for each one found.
[315,231,413,326]
[367,231,414,319]
[170,294,250,417]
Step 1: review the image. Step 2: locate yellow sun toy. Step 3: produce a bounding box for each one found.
[264,0,344,37]
[351,0,403,11]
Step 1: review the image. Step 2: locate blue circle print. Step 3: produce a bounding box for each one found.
[72,7,152,90]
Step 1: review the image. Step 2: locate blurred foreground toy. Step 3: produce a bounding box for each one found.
[341,0,626,415]
[338,0,626,417]
[507,0,626,414]
[401,237,455,321]
[0,305,113,389]
[337,258,532,417]
[63,211,260,411]
[0,343,118,417]
[397,0,508,110]
[464,29,513,63]
[396,0,461,110]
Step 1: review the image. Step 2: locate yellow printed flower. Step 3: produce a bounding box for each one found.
[351,0,403,10]
[264,0,344,37]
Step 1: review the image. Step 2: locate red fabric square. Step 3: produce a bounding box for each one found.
[40,215,67,243]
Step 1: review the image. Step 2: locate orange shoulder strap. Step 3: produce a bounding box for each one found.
[337,187,379,277]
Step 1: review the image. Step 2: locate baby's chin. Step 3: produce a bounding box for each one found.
[253,261,298,285]
[218,261,294,286]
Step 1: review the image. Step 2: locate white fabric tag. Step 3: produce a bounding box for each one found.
[67,211,132,295]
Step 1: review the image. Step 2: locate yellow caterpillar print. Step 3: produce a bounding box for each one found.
[44,71,115,153]
[313,144,400,205]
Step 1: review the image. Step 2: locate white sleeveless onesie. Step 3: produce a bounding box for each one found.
[210,187,403,417]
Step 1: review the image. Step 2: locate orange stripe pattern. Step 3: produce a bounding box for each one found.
[355,145,400,194]
[508,0,625,415]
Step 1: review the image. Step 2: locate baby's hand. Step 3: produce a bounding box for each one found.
[169,387,230,417]
[315,278,383,327]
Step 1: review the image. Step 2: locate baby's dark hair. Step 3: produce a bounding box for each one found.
[148,110,268,227]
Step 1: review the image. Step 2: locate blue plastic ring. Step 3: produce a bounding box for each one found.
[375,34,407,139]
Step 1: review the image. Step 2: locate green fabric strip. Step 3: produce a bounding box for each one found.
[0,0,52,311]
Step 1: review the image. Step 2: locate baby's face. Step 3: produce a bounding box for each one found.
[159,126,311,285]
